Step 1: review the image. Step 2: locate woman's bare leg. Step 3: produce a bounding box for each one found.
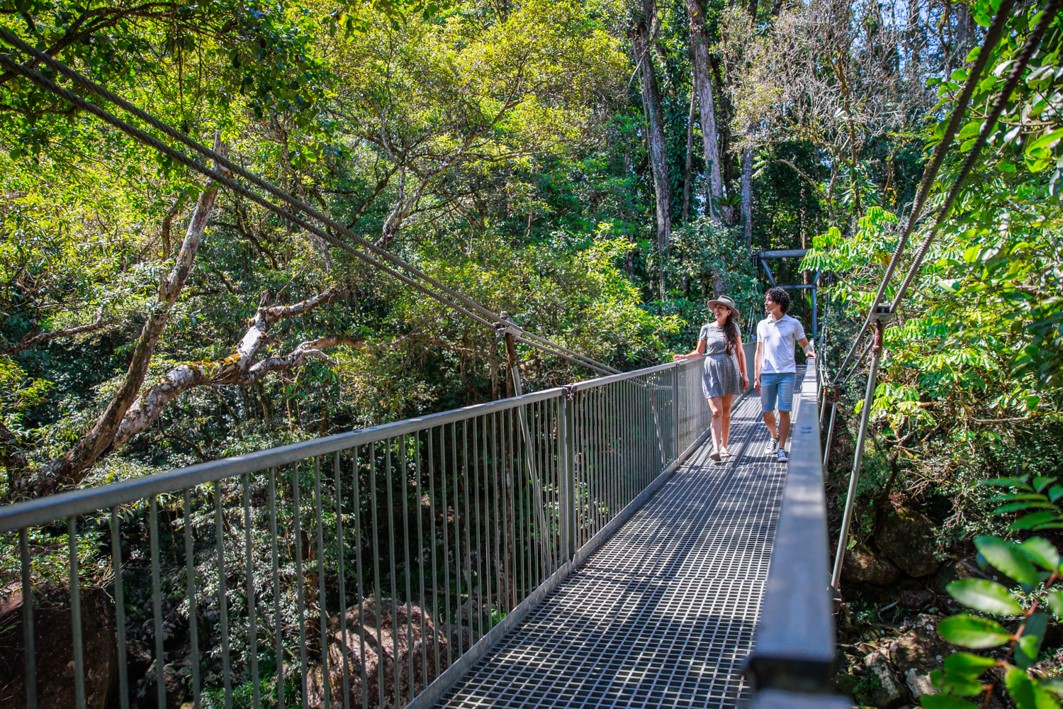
[720,394,735,448]
[708,396,723,453]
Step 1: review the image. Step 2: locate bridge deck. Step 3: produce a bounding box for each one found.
[434,389,790,708]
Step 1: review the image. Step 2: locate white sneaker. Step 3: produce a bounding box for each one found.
[764,437,779,455]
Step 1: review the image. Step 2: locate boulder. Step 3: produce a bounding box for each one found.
[889,614,949,670]
[306,599,447,708]
[875,504,941,577]
[0,583,118,709]
[905,668,936,700]
[854,651,906,708]
[842,543,901,586]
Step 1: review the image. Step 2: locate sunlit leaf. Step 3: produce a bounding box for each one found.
[938,615,1012,648]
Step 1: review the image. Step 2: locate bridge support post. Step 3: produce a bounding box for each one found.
[672,363,680,460]
[559,389,576,562]
[830,316,888,589]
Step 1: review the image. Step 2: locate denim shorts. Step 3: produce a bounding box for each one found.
[760,372,797,413]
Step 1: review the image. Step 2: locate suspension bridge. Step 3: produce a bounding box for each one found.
[0,359,846,709]
[0,2,1048,702]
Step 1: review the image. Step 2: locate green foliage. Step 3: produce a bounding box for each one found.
[928,475,1063,708]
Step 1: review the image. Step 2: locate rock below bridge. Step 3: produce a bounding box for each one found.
[306,599,447,708]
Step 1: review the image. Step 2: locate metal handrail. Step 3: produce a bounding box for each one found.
[745,365,841,701]
[1,358,709,709]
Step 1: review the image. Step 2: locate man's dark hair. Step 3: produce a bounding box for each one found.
[767,287,790,313]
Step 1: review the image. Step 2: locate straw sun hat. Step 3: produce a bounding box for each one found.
[707,295,740,318]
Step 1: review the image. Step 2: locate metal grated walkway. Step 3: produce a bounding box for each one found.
[434,388,791,708]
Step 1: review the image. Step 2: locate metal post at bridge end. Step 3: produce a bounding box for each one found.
[830,310,890,589]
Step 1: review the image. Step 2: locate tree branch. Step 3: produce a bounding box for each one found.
[2,306,105,356]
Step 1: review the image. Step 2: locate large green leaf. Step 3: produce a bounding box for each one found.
[1018,538,1060,572]
[947,579,1023,616]
[975,536,1040,587]
[1004,665,1061,709]
[938,615,1012,648]
[943,652,997,675]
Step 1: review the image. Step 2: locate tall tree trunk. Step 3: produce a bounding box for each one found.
[13,141,227,499]
[683,90,695,223]
[684,0,725,223]
[740,144,753,246]
[632,0,671,295]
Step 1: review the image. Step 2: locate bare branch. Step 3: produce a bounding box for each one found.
[2,306,105,356]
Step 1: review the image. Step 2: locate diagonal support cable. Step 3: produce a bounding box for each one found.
[0,29,619,375]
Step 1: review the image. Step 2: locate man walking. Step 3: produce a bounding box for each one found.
[754,287,815,464]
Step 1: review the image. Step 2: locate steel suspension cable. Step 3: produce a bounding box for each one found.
[889,0,1063,313]
[0,31,619,374]
[830,0,1015,384]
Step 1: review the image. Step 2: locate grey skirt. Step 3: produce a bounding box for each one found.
[702,353,741,398]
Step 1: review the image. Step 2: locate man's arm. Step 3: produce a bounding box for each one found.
[797,336,816,359]
[754,340,764,393]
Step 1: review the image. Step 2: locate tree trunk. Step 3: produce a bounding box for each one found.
[683,90,695,222]
[684,0,725,223]
[632,0,671,295]
[740,145,753,246]
[13,144,226,499]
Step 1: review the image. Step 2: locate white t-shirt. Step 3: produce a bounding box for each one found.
[756,314,807,374]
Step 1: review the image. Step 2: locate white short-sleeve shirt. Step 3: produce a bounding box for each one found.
[756,314,806,374]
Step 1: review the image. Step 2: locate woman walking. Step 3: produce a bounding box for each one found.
[674,295,749,461]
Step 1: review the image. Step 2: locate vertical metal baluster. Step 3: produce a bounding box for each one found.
[313,456,331,709]
[400,437,414,703]
[214,486,233,707]
[450,422,464,658]
[386,441,401,707]
[335,452,351,709]
[585,390,596,539]
[609,385,617,515]
[490,411,501,620]
[20,529,36,709]
[613,384,620,509]
[522,401,535,591]
[291,467,309,704]
[467,418,480,642]
[242,474,261,708]
[557,399,565,569]
[602,386,611,520]
[565,393,574,561]
[414,434,428,692]
[481,414,493,632]
[438,426,453,669]
[183,490,202,707]
[505,407,517,610]
[149,499,165,709]
[499,409,511,611]
[268,470,285,709]
[109,509,130,709]
[368,443,385,709]
[68,517,86,709]
[558,392,571,565]
[428,427,442,678]
[459,421,471,651]
[619,383,628,501]
[353,449,369,709]
[629,382,637,495]
[515,406,527,596]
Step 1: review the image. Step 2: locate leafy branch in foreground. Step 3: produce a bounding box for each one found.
[926,477,1063,708]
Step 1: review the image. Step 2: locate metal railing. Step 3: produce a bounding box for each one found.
[0,359,710,709]
[745,365,848,706]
